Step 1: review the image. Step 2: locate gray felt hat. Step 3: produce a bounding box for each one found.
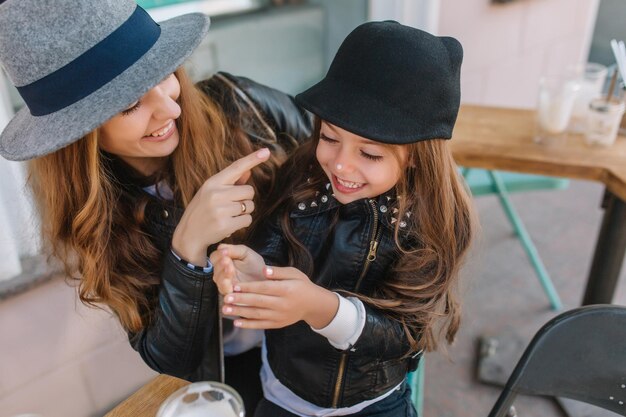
[0,0,210,161]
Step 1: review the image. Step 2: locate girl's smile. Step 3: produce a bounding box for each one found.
[332,174,366,194]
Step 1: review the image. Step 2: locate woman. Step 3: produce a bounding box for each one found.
[0,0,311,413]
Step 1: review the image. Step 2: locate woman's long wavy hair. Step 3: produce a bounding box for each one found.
[266,119,475,353]
[28,68,283,332]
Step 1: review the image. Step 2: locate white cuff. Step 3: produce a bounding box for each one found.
[311,293,366,350]
[170,248,213,273]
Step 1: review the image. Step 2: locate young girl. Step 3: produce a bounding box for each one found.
[210,21,474,416]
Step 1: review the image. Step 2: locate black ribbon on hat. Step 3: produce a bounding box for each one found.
[16,6,160,116]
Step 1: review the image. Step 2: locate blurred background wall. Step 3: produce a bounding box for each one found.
[440,0,600,108]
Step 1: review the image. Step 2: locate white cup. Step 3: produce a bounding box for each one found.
[156,381,245,417]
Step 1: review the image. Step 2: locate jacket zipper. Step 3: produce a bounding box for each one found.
[331,199,382,407]
[355,200,383,292]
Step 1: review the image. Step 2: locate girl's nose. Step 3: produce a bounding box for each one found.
[334,153,354,173]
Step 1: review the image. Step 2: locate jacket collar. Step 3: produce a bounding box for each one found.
[290,181,411,230]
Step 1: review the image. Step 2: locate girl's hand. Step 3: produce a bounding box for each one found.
[222,266,339,330]
[171,148,270,266]
[209,244,266,295]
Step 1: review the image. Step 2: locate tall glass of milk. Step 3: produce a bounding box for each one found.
[535,75,580,145]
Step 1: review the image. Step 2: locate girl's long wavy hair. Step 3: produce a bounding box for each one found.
[28,68,283,332]
[266,119,475,353]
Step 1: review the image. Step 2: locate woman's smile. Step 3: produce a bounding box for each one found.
[143,120,176,142]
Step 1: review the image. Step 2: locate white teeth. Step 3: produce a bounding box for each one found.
[336,177,363,189]
[150,121,173,137]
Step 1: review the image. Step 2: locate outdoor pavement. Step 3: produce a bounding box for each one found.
[424,178,626,417]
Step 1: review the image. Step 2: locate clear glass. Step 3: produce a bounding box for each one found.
[585,98,625,147]
[156,381,245,417]
[535,75,580,145]
[567,63,608,133]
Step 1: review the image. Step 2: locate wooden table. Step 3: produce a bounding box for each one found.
[105,375,189,417]
[452,105,626,305]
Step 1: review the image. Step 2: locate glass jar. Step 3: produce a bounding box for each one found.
[585,97,625,147]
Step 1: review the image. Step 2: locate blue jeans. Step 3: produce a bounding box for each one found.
[254,383,418,417]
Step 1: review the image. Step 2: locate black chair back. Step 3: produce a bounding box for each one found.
[489,305,626,417]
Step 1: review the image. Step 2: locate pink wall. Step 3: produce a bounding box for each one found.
[0,276,157,417]
[439,0,600,108]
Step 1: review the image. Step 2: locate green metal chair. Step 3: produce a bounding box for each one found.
[136,0,199,8]
[462,168,566,310]
[408,358,425,415]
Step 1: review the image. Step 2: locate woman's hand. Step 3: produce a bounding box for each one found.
[210,244,266,295]
[222,266,339,330]
[171,148,270,266]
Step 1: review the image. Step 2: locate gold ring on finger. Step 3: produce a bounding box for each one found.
[240,201,247,214]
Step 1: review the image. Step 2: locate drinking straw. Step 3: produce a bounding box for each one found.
[610,39,626,82]
[606,68,618,103]
[619,40,626,76]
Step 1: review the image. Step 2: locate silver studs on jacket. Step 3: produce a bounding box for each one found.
[297,181,332,211]
[384,195,411,229]
[296,181,410,228]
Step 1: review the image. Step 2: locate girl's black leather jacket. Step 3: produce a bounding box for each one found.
[250,188,423,408]
[126,72,312,382]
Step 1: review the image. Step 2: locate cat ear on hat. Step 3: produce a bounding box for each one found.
[439,36,463,73]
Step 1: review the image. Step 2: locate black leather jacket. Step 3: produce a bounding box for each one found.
[250,187,423,408]
[127,72,312,382]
